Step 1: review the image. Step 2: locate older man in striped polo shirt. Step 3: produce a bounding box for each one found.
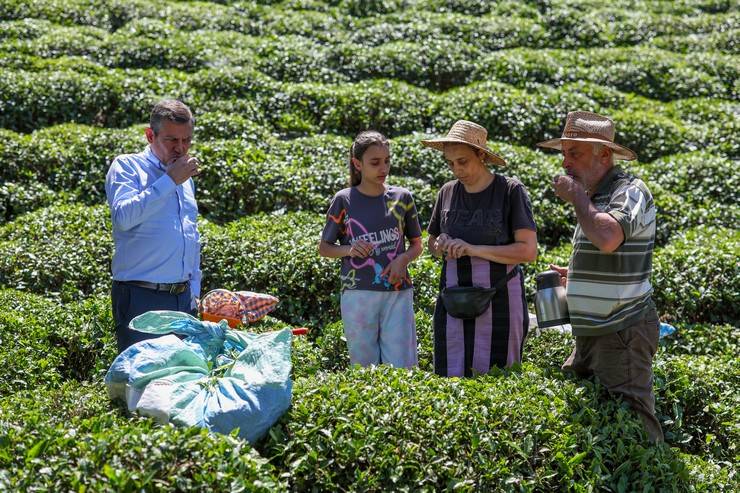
[537,111,663,443]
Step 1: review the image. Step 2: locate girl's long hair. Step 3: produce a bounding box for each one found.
[349,130,389,186]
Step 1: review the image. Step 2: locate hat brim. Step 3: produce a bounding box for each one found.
[536,137,637,161]
[420,138,506,166]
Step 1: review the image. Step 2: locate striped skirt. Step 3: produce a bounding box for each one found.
[433,256,528,377]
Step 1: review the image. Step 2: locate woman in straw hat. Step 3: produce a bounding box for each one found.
[423,120,538,377]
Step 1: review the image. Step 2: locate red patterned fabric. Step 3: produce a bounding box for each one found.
[201,289,279,324]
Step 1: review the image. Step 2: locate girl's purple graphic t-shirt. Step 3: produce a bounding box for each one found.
[321,186,422,292]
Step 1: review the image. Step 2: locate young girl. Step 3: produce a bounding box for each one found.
[319,130,423,368]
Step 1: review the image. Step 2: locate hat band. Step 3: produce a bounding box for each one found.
[562,130,614,142]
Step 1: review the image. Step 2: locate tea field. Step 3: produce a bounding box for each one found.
[0,0,738,491]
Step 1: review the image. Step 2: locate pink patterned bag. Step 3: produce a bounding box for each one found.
[200,289,280,327]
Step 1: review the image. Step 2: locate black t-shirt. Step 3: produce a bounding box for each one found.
[427,174,536,245]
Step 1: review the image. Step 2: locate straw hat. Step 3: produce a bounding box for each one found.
[421,120,506,166]
[537,111,636,161]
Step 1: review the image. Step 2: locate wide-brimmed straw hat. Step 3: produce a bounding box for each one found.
[537,111,636,161]
[421,120,506,166]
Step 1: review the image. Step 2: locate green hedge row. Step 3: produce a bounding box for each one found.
[655,353,740,461]
[652,226,739,325]
[1,205,736,327]
[2,282,736,466]
[3,65,735,162]
[3,116,735,243]
[0,290,115,396]
[262,364,734,490]
[4,112,736,243]
[0,285,346,394]
[0,67,189,132]
[474,47,736,101]
[200,212,437,326]
[528,225,740,325]
[651,28,739,54]
[347,10,546,51]
[649,183,738,246]
[341,6,736,49]
[3,21,736,99]
[0,181,67,222]
[0,383,283,491]
[1,313,735,491]
[329,39,480,90]
[3,0,732,43]
[539,6,737,48]
[0,20,341,76]
[522,324,740,462]
[347,7,736,48]
[0,0,264,32]
[0,204,112,300]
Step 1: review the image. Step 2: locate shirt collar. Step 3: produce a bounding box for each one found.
[144,145,167,171]
[592,165,623,198]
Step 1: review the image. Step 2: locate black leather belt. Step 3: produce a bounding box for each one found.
[118,280,190,295]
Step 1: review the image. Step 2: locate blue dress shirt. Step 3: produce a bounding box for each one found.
[105,146,201,304]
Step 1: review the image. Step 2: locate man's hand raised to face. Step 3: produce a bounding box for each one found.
[552,174,588,204]
[167,156,200,185]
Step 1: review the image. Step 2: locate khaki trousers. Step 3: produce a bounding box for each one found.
[562,308,664,443]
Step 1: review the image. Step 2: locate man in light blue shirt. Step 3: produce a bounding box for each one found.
[105,99,202,353]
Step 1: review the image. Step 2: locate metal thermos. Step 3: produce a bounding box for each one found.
[534,270,570,328]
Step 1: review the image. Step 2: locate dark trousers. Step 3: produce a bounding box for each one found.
[112,281,196,354]
[562,307,664,443]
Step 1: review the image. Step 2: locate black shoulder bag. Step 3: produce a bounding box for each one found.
[440,265,520,319]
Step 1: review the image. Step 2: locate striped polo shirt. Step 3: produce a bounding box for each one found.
[567,166,656,336]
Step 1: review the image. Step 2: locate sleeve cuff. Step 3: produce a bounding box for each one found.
[608,209,631,240]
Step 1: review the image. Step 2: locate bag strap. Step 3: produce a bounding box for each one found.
[448,264,520,295]
[492,265,521,292]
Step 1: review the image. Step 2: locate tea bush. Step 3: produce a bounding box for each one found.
[251,34,345,84]
[0,204,112,300]
[1,203,735,327]
[522,323,740,463]
[264,79,436,136]
[666,98,740,158]
[0,383,284,491]
[652,226,739,325]
[256,6,349,41]
[263,364,700,491]
[0,290,66,395]
[0,0,262,32]
[458,80,548,137]
[611,109,690,162]
[0,22,106,59]
[650,184,738,246]
[0,67,189,131]
[474,47,736,101]
[200,212,334,326]
[0,290,115,395]
[330,39,479,90]
[0,1,737,488]
[0,17,55,39]
[651,29,739,54]
[186,66,277,102]
[541,5,737,48]
[661,322,740,360]
[0,181,64,221]
[655,354,740,461]
[201,212,441,326]
[346,11,546,51]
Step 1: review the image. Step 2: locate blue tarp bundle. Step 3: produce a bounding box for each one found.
[105,311,292,444]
